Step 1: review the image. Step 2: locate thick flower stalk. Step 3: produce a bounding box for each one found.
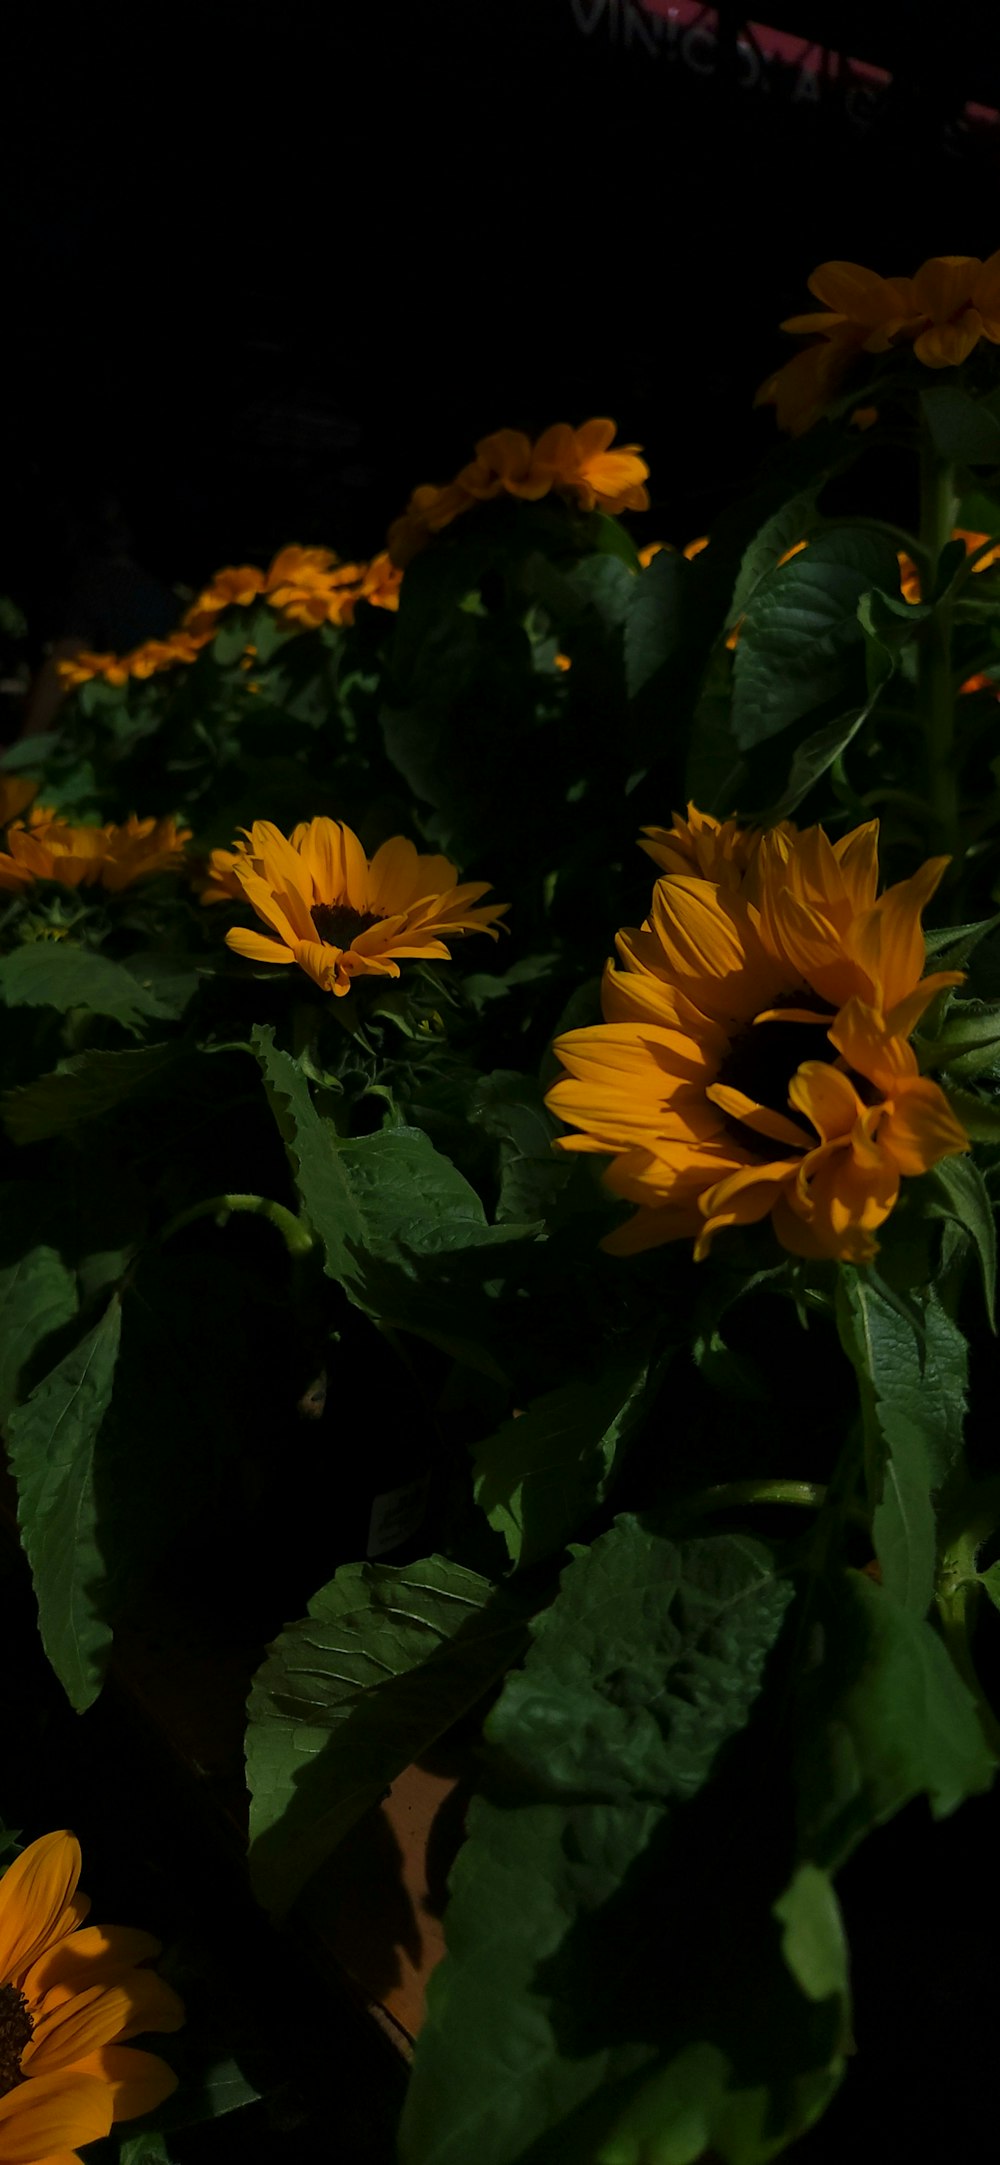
[219,817,506,995]
[0,1828,182,2163]
[387,418,650,567]
[756,252,1000,433]
[546,810,969,1263]
[0,814,191,893]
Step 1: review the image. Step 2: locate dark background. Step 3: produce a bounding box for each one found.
[4,0,1000,652]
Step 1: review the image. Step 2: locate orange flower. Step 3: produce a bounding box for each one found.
[223,817,506,995]
[357,550,403,613]
[546,814,968,1263]
[0,1827,182,2163]
[56,651,131,690]
[182,564,266,636]
[387,418,650,567]
[263,546,366,629]
[57,627,212,690]
[756,252,1000,432]
[193,844,245,905]
[0,777,41,829]
[0,814,192,894]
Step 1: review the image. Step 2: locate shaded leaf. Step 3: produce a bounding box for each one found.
[0,1191,78,1427]
[836,1271,967,1615]
[3,1043,180,1145]
[253,1026,535,1360]
[246,1556,531,1917]
[794,1567,995,1870]
[921,387,1000,466]
[471,1351,656,1570]
[623,549,689,702]
[401,1522,798,2165]
[0,944,177,1033]
[925,1155,997,1329]
[732,530,900,749]
[765,692,881,822]
[6,1298,122,1710]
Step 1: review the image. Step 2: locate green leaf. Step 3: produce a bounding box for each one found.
[835,1271,966,1615]
[468,1069,572,1225]
[471,1351,656,1570]
[920,387,1000,466]
[115,2134,179,2165]
[765,691,881,822]
[6,1297,122,1710]
[623,548,688,702]
[794,1566,995,1870]
[246,1556,531,1918]
[0,1193,78,1428]
[253,1027,534,1357]
[3,1044,180,1144]
[978,1559,1000,1614]
[0,735,57,771]
[925,911,1000,966]
[731,530,900,749]
[400,1522,797,2165]
[727,492,819,626]
[773,1862,849,2007]
[941,1083,1000,1142]
[924,1155,997,1329]
[0,945,177,1033]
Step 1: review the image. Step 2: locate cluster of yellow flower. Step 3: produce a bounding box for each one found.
[757,252,1000,434]
[0,779,190,893]
[0,777,505,995]
[546,806,969,1265]
[57,546,403,691]
[387,418,650,567]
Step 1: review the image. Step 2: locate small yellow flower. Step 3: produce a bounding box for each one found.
[0,815,192,894]
[546,814,968,1263]
[357,550,403,613]
[387,419,650,567]
[57,628,211,690]
[756,252,1000,433]
[56,652,130,691]
[183,564,266,635]
[222,817,507,995]
[0,1828,183,2163]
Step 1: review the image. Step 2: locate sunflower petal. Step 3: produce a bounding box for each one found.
[0,2072,112,2162]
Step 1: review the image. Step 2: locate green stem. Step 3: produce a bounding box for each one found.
[156,1191,316,1258]
[676,1479,828,1520]
[916,419,961,863]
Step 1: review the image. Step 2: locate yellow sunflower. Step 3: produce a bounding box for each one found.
[387,418,650,567]
[756,252,1000,433]
[0,1828,182,2164]
[222,817,507,995]
[546,813,969,1263]
[0,815,191,895]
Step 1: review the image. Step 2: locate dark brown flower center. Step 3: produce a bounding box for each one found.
[716,1009,839,1159]
[0,1984,32,2096]
[311,902,381,948]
